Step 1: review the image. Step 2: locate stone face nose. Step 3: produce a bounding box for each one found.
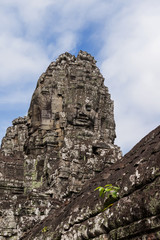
[77,106,88,116]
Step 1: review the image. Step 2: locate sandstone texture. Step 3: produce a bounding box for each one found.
[20,125,160,240]
[0,51,159,240]
[0,51,121,239]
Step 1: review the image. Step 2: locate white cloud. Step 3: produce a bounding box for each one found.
[0,89,32,104]
[0,0,110,86]
[0,34,50,86]
[47,31,77,59]
[100,0,160,153]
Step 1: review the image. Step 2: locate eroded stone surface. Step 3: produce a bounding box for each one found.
[1,51,159,240]
[0,51,121,239]
[21,125,160,240]
[1,117,28,156]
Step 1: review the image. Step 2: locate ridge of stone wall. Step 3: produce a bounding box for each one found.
[20,125,160,240]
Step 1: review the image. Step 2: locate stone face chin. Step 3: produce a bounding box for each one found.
[0,51,159,240]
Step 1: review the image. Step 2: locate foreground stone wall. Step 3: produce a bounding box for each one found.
[21,125,160,240]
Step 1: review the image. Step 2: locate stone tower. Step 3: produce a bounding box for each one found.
[0,51,121,239]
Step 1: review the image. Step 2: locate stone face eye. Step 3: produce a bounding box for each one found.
[76,103,81,109]
[86,104,91,111]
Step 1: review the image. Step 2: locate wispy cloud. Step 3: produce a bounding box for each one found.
[0,0,110,85]
[100,0,160,152]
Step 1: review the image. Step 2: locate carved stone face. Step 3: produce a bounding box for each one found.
[27,81,63,135]
[66,99,96,128]
[27,95,51,134]
[22,51,119,201]
[26,51,116,152]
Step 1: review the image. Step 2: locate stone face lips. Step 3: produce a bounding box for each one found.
[0,51,121,239]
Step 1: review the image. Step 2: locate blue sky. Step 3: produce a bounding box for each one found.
[0,0,160,154]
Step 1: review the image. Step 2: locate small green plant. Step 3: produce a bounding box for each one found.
[95,184,120,211]
[42,226,48,233]
[95,184,120,199]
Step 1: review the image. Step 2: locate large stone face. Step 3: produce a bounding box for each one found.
[23,51,121,198]
[0,51,121,239]
[25,50,116,154]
